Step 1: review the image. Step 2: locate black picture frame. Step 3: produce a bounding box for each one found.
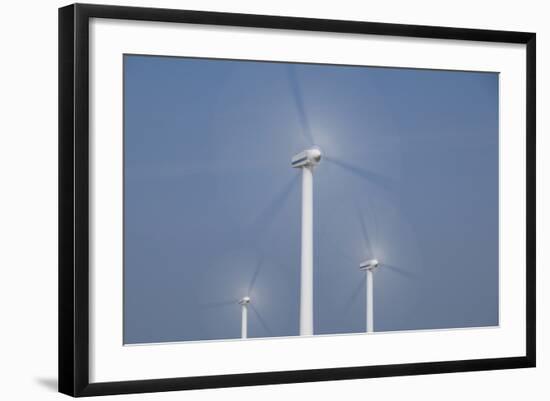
[59,3,536,397]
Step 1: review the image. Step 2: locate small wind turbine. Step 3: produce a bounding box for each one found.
[291,147,322,336]
[238,296,251,339]
[359,258,379,333]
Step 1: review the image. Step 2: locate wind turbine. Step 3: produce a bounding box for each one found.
[291,147,322,336]
[238,296,251,339]
[359,258,379,333]
[199,257,271,341]
[235,255,275,340]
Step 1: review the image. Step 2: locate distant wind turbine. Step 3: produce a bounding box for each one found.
[237,256,274,340]
[359,258,380,333]
[198,256,271,340]
[238,296,251,339]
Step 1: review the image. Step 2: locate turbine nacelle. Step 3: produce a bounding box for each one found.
[238,296,251,305]
[291,147,322,168]
[359,259,379,271]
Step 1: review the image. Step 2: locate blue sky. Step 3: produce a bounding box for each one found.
[123,55,499,344]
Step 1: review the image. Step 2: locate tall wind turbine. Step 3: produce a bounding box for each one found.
[238,296,251,339]
[291,147,322,336]
[359,258,379,333]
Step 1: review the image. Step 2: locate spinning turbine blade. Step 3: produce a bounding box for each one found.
[247,255,265,295]
[249,304,274,337]
[199,299,237,309]
[342,278,366,314]
[327,157,396,194]
[319,230,358,266]
[356,207,375,259]
[287,65,315,145]
[248,175,298,236]
[382,263,417,281]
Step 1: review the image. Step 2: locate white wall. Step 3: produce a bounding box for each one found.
[0,0,546,399]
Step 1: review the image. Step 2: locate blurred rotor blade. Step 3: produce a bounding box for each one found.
[287,65,315,145]
[249,304,273,337]
[319,229,357,266]
[248,175,298,236]
[382,264,417,281]
[356,208,375,259]
[248,255,265,294]
[327,157,396,194]
[199,299,236,309]
[342,278,365,315]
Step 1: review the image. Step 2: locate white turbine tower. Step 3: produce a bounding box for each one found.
[238,296,251,339]
[359,258,379,333]
[291,147,322,336]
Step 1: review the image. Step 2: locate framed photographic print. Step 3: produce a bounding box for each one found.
[58,3,536,397]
